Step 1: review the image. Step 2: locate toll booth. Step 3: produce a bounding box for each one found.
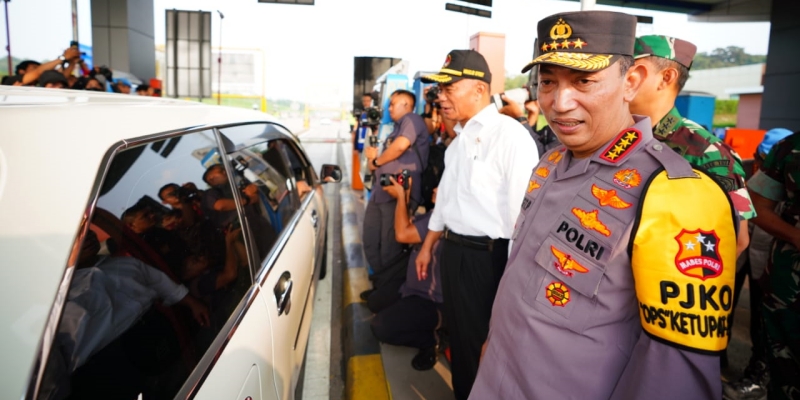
[412,71,438,115]
[675,91,716,132]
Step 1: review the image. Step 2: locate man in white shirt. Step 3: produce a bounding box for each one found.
[416,49,539,400]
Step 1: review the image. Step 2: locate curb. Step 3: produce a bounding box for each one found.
[338,143,391,400]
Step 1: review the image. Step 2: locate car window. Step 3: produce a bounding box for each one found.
[37,130,253,400]
[277,139,317,198]
[226,139,299,267]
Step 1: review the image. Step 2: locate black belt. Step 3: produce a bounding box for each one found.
[443,227,495,252]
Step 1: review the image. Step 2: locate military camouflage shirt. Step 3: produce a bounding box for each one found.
[653,107,755,220]
[749,132,800,226]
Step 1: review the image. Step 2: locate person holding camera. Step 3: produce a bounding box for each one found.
[362,90,430,302]
[353,93,378,151]
[415,49,538,400]
[370,174,444,371]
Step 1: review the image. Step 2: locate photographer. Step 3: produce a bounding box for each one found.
[9,46,81,86]
[200,164,277,260]
[362,89,430,297]
[422,86,442,136]
[370,174,443,371]
[353,93,378,151]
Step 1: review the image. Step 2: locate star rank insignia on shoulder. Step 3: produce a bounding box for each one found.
[600,128,641,163]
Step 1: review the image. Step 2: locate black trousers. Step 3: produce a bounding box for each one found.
[371,295,440,349]
[440,236,509,400]
[729,256,766,364]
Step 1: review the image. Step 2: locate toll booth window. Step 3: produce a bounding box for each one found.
[226,139,299,267]
[37,130,253,400]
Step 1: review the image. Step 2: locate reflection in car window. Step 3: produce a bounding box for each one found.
[38,130,253,400]
[227,140,298,266]
[278,139,316,199]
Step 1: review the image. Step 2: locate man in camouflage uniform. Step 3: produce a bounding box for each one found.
[470,11,738,400]
[748,131,800,399]
[630,35,755,256]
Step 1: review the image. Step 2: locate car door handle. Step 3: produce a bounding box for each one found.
[274,271,293,316]
[310,209,319,228]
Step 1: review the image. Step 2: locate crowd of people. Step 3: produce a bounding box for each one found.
[1,44,160,95]
[355,9,799,400]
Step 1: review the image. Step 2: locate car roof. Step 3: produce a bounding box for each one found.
[0,86,288,397]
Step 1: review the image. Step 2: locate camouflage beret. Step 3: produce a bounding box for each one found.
[634,35,697,69]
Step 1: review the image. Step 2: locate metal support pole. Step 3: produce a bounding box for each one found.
[71,0,78,42]
[4,0,11,75]
[216,10,224,105]
[580,0,596,10]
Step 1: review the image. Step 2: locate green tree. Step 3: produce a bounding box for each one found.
[692,46,766,70]
[505,74,529,90]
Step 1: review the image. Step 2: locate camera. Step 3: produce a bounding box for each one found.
[379,169,410,189]
[176,186,200,202]
[368,135,379,147]
[361,107,382,127]
[93,66,114,83]
[425,86,440,104]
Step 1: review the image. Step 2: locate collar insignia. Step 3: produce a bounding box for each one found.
[600,128,641,163]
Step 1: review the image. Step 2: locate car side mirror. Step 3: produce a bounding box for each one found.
[320,164,342,184]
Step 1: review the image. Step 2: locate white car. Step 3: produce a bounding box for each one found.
[0,86,341,400]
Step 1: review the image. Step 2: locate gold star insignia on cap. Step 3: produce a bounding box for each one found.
[560,41,571,49]
[550,41,559,50]
[573,39,586,49]
[542,43,549,52]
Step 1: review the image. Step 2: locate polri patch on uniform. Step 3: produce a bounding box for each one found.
[571,208,611,236]
[522,197,532,210]
[551,246,589,277]
[600,128,641,163]
[591,184,632,209]
[612,168,642,189]
[546,281,571,307]
[674,229,723,281]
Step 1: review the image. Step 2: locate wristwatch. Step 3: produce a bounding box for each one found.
[58,55,67,62]
[372,158,380,168]
[516,116,528,123]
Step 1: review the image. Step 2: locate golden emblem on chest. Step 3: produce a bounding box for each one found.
[613,169,642,189]
[551,246,589,277]
[548,150,563,164]
[535,167,550,178]
[571,208,611,237]
[545,281,571,307]
[591,184,632,209]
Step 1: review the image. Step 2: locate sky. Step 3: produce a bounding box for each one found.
[1,0,772,105]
